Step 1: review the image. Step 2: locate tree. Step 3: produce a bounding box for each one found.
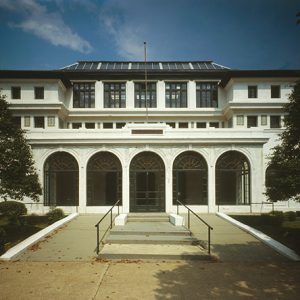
[297,12,300,25]
[0,93,42,201]
[265,81,300,201]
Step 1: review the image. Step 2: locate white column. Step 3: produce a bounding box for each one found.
[165,162,173,213]
[188,81,196,108]
[127,81,134,108]
[96,81,103,108]
[208,151,216,212]
[157,80,165,109]
[78,163,87,213]
[122,165,130,213]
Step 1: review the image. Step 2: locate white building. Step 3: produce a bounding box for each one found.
[0,61,299,214]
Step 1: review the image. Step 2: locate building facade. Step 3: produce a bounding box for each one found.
[1,61,300,214]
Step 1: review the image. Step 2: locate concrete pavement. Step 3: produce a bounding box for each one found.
[1,213,299,299]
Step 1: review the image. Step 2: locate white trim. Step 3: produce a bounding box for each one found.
[216,212,300,261]
[0,213,79,261]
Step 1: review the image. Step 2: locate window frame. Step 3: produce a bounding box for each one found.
[134,82,157,108]
[247,116,258,128]
[196,82,218,108]
[270,116,281,128]
[248,85,257,98]
[73,82,95,108]
[271,85,280,98]
[104,82,126,108]
[34,87,44,99]
[34,116,45,128]
[11,86,21,99]
[165,82,187,108]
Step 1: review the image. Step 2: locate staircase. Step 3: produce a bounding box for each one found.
[98,213,210,260]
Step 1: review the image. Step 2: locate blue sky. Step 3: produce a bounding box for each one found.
[0,0,299,70]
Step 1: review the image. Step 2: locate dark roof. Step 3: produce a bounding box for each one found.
[62,61,230,71]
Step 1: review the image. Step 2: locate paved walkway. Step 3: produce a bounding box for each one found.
[2,213,299,299]
[16,213,287,262]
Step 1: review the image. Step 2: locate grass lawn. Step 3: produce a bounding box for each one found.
[0,215,49,255]
[230,214,300,255]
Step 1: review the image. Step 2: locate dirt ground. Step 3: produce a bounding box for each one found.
[1,260,299,300]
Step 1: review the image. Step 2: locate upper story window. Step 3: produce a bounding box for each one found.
[270,116,281,128]
[248,85,257,98]
[73,82,95,108]
[196,82,218,107]
[34,116,44,128]
[11,87,21,99]
[271,85,280,98]
[135,82,157,108]
[104,82,126,108]
[34,87,44,99]
[165,82,187,108]
[247,116,258,128]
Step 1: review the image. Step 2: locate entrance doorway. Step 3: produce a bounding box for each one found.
[130,152,165,212]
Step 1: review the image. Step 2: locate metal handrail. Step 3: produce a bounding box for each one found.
[95,199,120,255]
[176,199,213,255]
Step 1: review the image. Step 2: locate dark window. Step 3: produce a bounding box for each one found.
[165,82,187,108]
[103,122,113,129]
[134,82,157,108]
[12,116,21,128]
[34,87,44,99]
[11,87,21,99]
[116,122,126,129]
[72,123,82,129]
[271,85,280,98]
[85,123,95,129]
[34,117,44,128]
[178,122,188,128]
[247,116,257,128]
[209,122,219,128]
[270,116,281,128]
[73,82,95,108]
[104,83,126,108]
[216,151,250,205]
[248,86,257,98]
[196,122,206,128]
[196,82,218,107]
[166,122,176,128]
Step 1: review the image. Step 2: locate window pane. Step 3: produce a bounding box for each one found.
[35,87,44,99]
[271,85,280,98]
[196,82,218,107]
[11,87,21,99]
[248,86,257,98]
[73,82,95,108]
[270,116,281,128]
[247,116,257,128]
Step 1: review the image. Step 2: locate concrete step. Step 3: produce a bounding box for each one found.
[127,213,170,223]
[110,229,190,236]
[99,244,210,261]
[105,234,199,245]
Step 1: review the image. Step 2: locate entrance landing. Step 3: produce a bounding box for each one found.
[99,213,209,260]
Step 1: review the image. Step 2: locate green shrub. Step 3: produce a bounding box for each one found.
[46,208,65,224]
[284,211,297,222]
[0,201,27,224]
[0,227,6,253]
[260,211,284,226]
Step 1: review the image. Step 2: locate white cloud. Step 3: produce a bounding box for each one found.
[0,0,93,54]
[99,2,146,60]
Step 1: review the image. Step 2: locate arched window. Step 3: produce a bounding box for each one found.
[87,152,122,206]
[130,152,165,212]
[173,151,208,205]
[44,152,79,206]
[216,151,250,205]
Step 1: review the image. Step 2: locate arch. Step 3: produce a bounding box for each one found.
[130,151,165,212]
[44,152,79,206]
[173,151,208,205]
[216,150,251,205]
[86,152,122,206]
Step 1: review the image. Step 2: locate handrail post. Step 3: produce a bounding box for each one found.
[110,210,112,229]
[177,202,179,215]
[96,224,99,255]
[118,201,120,215]
[208,227,211,255]
[188,210,190,230]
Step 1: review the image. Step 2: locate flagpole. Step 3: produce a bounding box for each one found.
[144,42,148,123]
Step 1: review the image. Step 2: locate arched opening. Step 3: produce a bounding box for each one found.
[130,152,165,212]
[44,152,79,206]
[216,151,250,205]
[173,151,208,205]
[87,152,122,206]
